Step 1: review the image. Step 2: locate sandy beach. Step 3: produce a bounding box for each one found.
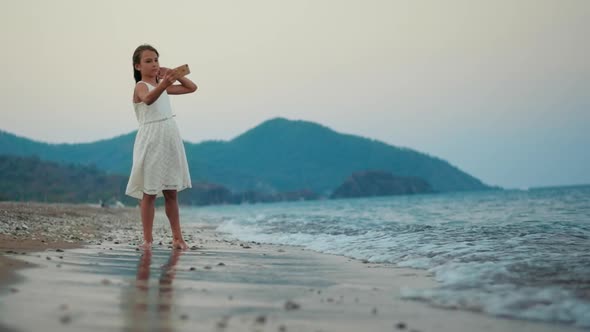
[0,202,584,332]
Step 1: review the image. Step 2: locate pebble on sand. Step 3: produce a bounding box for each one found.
[255,315,267,324]
[60,315,71,324]
[284,300,300,311]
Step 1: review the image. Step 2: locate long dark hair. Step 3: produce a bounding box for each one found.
[132,44,159,83]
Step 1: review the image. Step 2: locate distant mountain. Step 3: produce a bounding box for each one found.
[331,170,433,199]
[0,130,136,175]
[0,155,315,206]
[0,154,131,204]
[0,117,494,194]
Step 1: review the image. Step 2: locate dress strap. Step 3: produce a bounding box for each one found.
[137,81,155,90]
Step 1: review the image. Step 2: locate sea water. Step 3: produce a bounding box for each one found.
[182,185,590,328]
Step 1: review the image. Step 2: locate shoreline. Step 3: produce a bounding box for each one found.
[0,202,585,332]
[0,202,141,286]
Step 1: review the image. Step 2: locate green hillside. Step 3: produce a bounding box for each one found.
[0,154,131,204]
[0,117,494,194]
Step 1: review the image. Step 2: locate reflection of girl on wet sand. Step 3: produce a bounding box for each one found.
[127,250,182,332]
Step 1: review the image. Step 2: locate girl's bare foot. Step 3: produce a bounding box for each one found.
[139,241,153,251]
[172,239,189,250]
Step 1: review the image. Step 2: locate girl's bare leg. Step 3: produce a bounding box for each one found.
[163,190,189,250]
[140,193,156,249]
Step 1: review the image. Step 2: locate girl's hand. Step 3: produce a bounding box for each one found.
[158,67,171,79]
[160,68,178,87]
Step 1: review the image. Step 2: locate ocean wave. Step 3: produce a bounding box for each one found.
[189,187,590,328]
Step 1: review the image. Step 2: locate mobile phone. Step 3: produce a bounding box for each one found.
[174,64,190,77]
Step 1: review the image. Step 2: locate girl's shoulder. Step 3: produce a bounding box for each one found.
[137,81,157,88]
[135,81,151,89]
[133,82,150,104]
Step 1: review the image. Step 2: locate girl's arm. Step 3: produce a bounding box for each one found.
[167,76,198,95]
[135,71,178,105]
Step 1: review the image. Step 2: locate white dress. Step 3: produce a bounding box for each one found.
[125,81,192,199]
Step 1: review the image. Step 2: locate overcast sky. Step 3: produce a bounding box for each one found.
[1,0,588,189]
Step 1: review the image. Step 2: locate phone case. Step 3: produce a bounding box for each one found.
[174,64,190,77]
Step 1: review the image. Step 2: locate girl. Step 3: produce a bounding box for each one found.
[125,44,198,250]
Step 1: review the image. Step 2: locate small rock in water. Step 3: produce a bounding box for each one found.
[217,262,225,266]
[371,307,378,315]
[46,256,52,260]
[180,314,189,320]
[56,249,64,252]
[60,315,71,324]
[278,249,285,252]
[204,265,212,270]
[189,267,196,271]
[114,241,120,244]
[10,288,18,293]
[279,325,287,332]
[101,279,111,285]
[255,315,266,324]
[284,300,300,311]
[396,322,407,330]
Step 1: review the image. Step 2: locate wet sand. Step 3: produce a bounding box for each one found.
[0,202,584,332]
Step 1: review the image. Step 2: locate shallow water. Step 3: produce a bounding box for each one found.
[0,244,341,332]
[186,185,590,328]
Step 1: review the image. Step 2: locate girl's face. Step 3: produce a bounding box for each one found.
[135,50,160,79]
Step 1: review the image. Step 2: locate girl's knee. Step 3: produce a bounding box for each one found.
[163,190,177,201]
[142,193,157,202]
